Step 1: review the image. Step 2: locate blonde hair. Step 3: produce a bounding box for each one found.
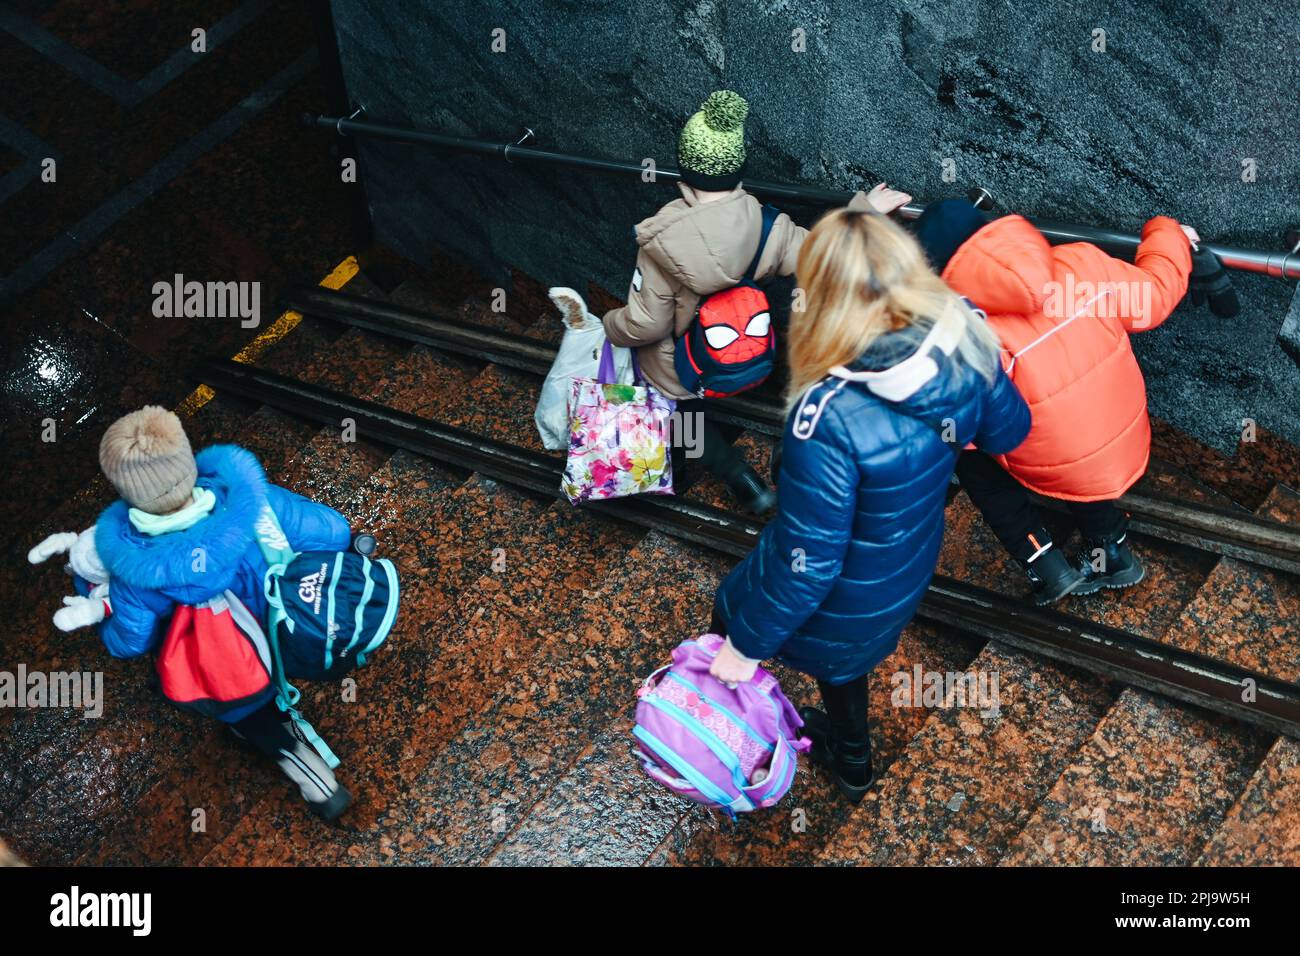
[786,208,1002,409]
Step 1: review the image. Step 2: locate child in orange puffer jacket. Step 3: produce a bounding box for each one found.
[914,199,1196,604]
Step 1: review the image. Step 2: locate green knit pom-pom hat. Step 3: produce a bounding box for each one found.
[677,90,749,190]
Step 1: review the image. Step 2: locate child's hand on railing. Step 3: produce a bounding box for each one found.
[866,183,913,215]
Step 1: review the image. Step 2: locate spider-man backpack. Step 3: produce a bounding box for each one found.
[674,203,779,399]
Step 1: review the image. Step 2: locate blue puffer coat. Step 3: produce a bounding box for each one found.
[714,316,1031,684]
[95,444,351,661]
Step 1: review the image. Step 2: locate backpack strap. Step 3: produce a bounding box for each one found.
[253,504,295,646]
[743,203,781,282]
[253,503,295,567]
[252,504,340,769]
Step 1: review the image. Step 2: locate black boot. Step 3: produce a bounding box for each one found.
[799,707,874,804]
[683,407,777,515]
[230,705,353,822]
[726,466,778,516]
[1074,529,1145,594]
[1017,530,1085,606]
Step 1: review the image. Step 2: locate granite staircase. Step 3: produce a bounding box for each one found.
[3,258,1299,867]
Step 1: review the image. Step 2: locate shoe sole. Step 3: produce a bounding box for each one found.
[311,785,353,823]
[1033,573,1088,606]
[728,485,777,516]
[803,734,875,805]
[834,775,876,805]
[1073,564,1147,595]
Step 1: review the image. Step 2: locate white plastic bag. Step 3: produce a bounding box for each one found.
[535,288,632,450]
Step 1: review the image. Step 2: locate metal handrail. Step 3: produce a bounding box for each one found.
[305,113,1300,281]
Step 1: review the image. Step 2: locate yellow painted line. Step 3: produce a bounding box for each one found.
[175,255,361,417]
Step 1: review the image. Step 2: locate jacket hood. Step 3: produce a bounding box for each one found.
[96,444,269,600]
[941,214,1054,316]
[833,306,986,425]
[634,184,762,294]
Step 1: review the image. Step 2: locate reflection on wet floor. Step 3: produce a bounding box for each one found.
[0,1,355,550]
[3,334,88,420]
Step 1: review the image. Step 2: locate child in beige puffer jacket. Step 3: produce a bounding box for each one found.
[552,91,909,513]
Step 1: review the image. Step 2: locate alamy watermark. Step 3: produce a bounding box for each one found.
[1041,274,1153,329]
[50,886,150,936]
[671,409,704,459]
[891,663,1001,717]
[152,273,260,328]
[0,665,103,718]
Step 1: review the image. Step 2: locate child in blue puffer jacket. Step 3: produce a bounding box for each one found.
[709,207,1031,804]
[92,406,355,820]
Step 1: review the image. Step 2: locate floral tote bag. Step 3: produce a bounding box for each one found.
[561,341,675,504]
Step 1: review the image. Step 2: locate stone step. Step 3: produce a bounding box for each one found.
[817,644,1114,866]
[171,266,661,865]
[535,621,980,867]
[1196,737,1300,866]
[197,475,638,865]
[487,714,683,867]
[1193,491,1300,867]
[189,293,653,863]
[1157,484,1300,681]
[997,484,1300,865]
[1151,415,1300,513]
[812,462,1227,866]
[997,692,1271,866]
[339,532,730,865]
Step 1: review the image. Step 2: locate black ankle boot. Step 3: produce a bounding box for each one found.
[727,466,778,516]
[799,707,874,804]
[1017,530,1084,606]
[230,708,353,822]
[1074,529,1145,593]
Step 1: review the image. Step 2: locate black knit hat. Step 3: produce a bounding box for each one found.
[914,198,989,272]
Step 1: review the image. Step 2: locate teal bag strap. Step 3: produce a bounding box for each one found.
[254,504,340,770]
[253,503,296,567]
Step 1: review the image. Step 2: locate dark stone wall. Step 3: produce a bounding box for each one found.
[331,0,1300,452]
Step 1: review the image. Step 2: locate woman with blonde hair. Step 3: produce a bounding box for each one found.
[708,206,1031,802]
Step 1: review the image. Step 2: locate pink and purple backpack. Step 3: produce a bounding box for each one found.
[633,633,811,816]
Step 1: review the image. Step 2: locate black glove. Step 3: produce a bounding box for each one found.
[350,532,377,557]
[1188,245,1240,318]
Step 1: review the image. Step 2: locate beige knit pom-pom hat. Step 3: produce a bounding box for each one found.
[98,405,197,514]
